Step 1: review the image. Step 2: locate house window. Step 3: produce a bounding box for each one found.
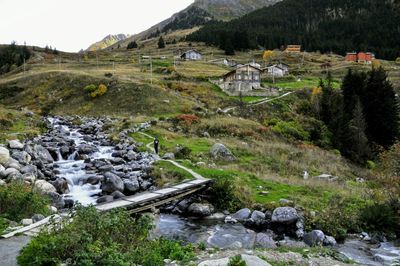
[254,74,259,81]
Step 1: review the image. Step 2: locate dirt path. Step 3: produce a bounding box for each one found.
[137,132,207,181]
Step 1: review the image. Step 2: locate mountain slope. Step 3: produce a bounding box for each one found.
[108,0,280,50]
[86,34,127,51]
[193,0,281,21]
[188,0,400,59]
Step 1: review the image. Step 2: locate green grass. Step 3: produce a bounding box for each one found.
[151,160,195,186]
[263,76,341,90]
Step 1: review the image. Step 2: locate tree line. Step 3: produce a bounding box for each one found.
[187,0,400,59]
[0,42,31,75]
[317,68,399,163]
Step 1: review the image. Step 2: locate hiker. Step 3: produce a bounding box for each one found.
[154,137,159,154]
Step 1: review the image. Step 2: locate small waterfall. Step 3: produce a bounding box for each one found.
[56,148,63,161]
[68,151,78,161]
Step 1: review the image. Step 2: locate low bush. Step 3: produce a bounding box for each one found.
[84,84,108,98]
[208,178,252,212]
[174,145,192,159]
[273,120,310,141]
[18,206,194,266]
[176,114,200,126]
[360,201,400,235]
[228,255,246,266]
[0,182,49,222]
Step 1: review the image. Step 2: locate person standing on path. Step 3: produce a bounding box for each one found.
[154,137,159,155]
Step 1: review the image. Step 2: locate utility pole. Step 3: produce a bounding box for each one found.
[150,56,153,85]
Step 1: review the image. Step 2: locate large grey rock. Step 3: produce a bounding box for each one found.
[210,143,236,162]
[323,235,337,246]
[8,140,24,150]
[97,195,114,203]
[251,210,266,225]
[34,145,54,163]
[187,203,215,217]
[20,165,38,175]
[0,147,10,165]
[271,207,299,224]
[34,180,57,194]
[32,214,45,223]
[123,178,140,193]
[77,144,99,154]
[102,172,124,193]
[162,153,175,160]
[0,179,6,186]
[241,254,272,266]
[303,230,325,247]
[3,168,22,180]
[51,178,70,194]
[232,208,251,222]
[255,232,277,248]
[11,151,31,164]
[198,258,229,266]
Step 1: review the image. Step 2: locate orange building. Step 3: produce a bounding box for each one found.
[345,52,375,63]
[285,45,301,53]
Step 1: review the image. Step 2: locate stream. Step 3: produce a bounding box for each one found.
[44,117,400,265]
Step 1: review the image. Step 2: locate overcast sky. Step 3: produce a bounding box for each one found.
[0,0,194,52]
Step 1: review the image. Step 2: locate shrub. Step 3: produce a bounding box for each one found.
[18,206,194,266]
[174,145,192,159]
[176,114,200,126]
[84,84,97,93]
[360,202,399,234]
[127,41,138,49]
[84,84,108,98]
[273,120,310,141]
[228,255,246,266]
[0,182,49,222]
[208,178,251,212]
[395,57,400,65]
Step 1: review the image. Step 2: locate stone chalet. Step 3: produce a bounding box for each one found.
[180,49,202,60]
[216,64,279,96]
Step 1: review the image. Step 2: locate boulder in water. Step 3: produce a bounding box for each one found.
[77,144,99,155]
[34,145,54,163]
[51,178,70,194]
[123,178,140,193]
[187,203,215,217]
[303,230,325,247]
[232,208,251,222]
[102,172,124,193]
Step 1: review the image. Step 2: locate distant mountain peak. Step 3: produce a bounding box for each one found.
[86,34,128,51]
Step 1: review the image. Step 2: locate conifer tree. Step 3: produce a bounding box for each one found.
[363,67,399,147]
[347,98,370,163]
[158,36,165,49]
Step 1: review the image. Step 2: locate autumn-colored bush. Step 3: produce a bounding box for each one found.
[176,114,199,126]
[84,84,108,98]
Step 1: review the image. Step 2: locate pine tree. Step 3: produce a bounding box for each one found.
[158,36,165,49]
[127,41,138,50]
[347,98,370,163]
[363,67,399,147]
[224,38,235,55]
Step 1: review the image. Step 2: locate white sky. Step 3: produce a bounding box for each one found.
[0,0,194,52]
